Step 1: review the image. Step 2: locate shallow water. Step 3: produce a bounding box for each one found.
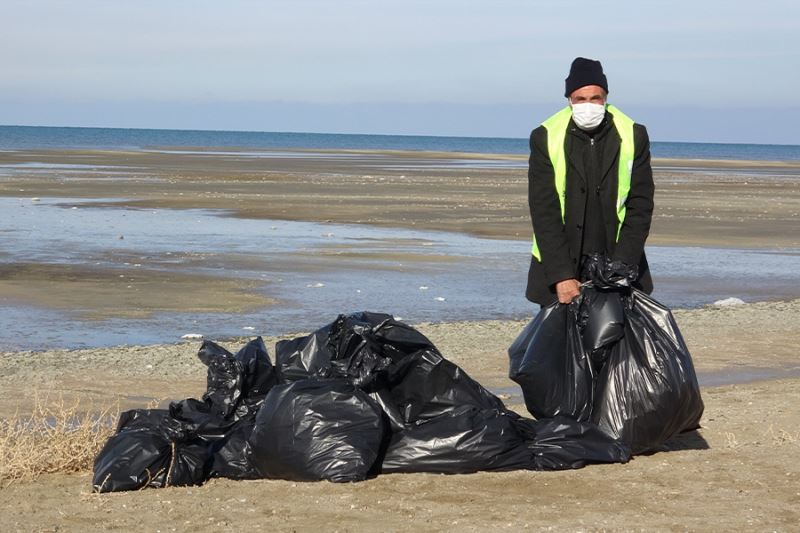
[1,197,799,350]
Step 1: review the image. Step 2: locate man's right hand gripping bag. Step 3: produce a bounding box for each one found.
[591,289,705,454]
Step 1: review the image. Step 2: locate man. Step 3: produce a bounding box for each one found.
[526,57,655,306]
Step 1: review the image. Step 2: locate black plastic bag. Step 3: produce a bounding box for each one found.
[209,420,260,480]
[92,409,210,493]
[379,346,628,473]
[192,337,276,421]
[384,348,506,423]
[248,379,386,482]
[381,406,532,473]
[276,311,436,388]
[94,337,276,492]
[581,251,639,289]
[514,416,631,470]
[508,303,594,420]
[577,287,625,358]
[379,347,534,474]
[195,341,243,419]
[233,336,277,411]
[592,290,704,453]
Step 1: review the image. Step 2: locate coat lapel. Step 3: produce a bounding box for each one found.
[565,133,587,185]
[599,127,620,186]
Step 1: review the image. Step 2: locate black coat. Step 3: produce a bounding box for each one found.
[526,113,655,305]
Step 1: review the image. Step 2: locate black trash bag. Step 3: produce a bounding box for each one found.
[378,347,534,474]
[381,406,533,473]
[577,287,625,358]
[592,289,704,454]
[196,340,243,419]
[233,336,277,411]
[168,397,239,442]
[275,311,436,388]
[508,302,594,421]
[379,345,627,473]
[384,348,506,424]
[171,337,277,435]
[581,252,639,289]
[248,379,386,482]
[92,409,211,493]
[209,420,260,480]
[513,416,631,469]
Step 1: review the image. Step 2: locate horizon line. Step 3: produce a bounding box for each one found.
[2,123,798,148]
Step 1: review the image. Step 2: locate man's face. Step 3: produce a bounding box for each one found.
[569,85,607,105]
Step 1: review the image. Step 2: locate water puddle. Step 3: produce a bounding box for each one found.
[1,197,799,350]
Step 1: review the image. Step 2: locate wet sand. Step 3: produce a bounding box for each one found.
[1,148,798,248]
[1,148,799,529]
[1,147,798,324]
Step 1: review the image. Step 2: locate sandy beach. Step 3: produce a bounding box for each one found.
[1,148,799,530]
[1,300,799,531]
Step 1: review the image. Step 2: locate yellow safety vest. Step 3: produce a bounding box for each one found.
[531,104,635,260]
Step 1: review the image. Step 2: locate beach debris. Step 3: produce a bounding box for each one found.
[181,333,204,340]
[712,297,746,306]
[434,296,446,301]
[118,235,124,240]
[419,286,429,290]
[306,282,325,288]
[94,313,630,493]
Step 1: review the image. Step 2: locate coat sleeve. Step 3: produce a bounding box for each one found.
[528,127,575,286]
[612,124,655,266]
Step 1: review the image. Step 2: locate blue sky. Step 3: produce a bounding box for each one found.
[1,1,798,143]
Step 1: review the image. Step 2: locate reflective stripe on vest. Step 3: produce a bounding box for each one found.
[531,104,635,260]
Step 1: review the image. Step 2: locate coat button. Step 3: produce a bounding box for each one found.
[580,187,586,194]
[576,224,582,229]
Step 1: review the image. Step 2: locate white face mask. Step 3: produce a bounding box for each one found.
[570,102,606,131]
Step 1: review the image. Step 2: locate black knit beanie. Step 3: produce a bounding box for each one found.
[564,57,609,97]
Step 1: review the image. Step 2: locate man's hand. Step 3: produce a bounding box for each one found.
[555,278,581,304]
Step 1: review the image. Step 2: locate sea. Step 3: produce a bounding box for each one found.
[2,124,800,161]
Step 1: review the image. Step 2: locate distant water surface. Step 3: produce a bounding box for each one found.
[2,125,800,161]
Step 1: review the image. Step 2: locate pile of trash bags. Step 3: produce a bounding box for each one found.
[93,311,630,492]
[508,254,705,454]
[93,254,703,492]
